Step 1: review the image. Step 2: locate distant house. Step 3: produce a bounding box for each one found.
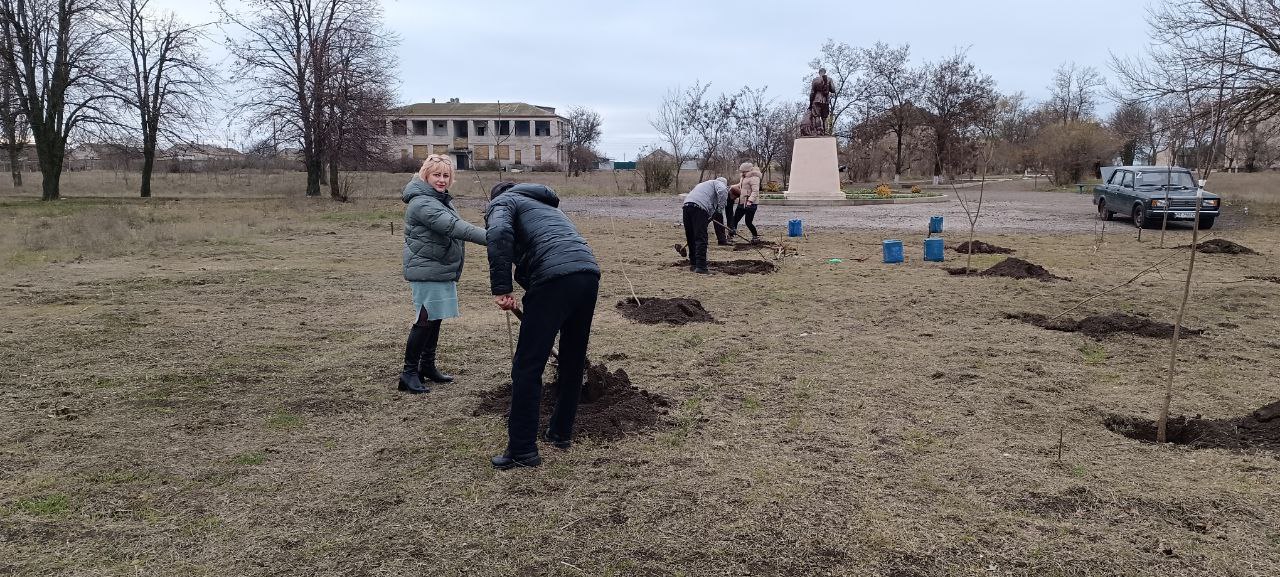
[638,149,697,170]
[162,143,244,163]
[66,143,142,169]
[386,99,567,170]
[595,156,614,171]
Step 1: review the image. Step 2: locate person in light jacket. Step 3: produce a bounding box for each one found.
[397,155,487,394]
[681,177,729,274]
[730,162,763,241]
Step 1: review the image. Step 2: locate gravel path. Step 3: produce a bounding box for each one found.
[550,189,1103,233]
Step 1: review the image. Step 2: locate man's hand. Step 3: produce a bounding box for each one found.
[494,294,516,310]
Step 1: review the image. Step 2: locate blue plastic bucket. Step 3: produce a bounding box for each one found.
[923,237,944,261]
[928,216,944,234]
[787,219,803,237]
[882,239,904,263]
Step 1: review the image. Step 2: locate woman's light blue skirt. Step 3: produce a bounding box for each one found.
[410,281,460,321]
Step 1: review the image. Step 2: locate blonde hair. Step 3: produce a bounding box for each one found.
[417,154,455,188]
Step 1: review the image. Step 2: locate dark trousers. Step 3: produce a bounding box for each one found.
[508,272,600,455]
[731,204,758,237]
[682,203,710,270]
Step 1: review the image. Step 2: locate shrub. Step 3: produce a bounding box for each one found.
[530,161,562,172]
[763,180,782,192]
[911,185,922,194]
[392,156,421,173]
[875,183,893,198]
[637,155,676,193]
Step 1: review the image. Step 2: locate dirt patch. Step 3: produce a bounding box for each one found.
[616,297,717,325]
[472,363,671,442]
[979,258,1067,282]
[1104,400,1280,453]
[1180,239,1258,254]
[944,267,981,275]
[1007,312,1202,339]
[1246,275,1280,284]
[670,259,777,275]
[733,240,778,251]
[953,240,1014,254]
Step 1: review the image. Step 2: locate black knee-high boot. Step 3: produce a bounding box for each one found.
[398,323,431,394]
[418,319,454,383]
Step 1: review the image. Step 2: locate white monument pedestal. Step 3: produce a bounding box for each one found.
[783,137,842,200]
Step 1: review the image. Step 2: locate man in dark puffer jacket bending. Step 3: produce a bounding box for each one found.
[485,182,601,470]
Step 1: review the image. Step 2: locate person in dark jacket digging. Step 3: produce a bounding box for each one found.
[398,154,487,394]
[485,181,601,470]
[681,177,729,274]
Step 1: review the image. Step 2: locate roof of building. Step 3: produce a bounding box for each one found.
[390,102,562,118]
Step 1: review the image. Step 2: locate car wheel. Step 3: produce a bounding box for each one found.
[1198,216,1215,230]
[1132,204,1148,228]
[1097,199,1113,221]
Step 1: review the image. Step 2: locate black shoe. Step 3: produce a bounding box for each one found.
[694,267,711,274]
[491,450,542,470]
[419,320,454,383]
[542,429,572,450]
[397,371,430,394]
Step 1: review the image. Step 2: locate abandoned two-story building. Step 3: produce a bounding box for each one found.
[387,100,567,170]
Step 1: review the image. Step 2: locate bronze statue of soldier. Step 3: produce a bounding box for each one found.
[808,68,834,136]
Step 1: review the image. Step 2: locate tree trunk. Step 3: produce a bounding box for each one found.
[140,134,157,198]
[328,159,341,200]
[7,142,21,187]
[35,136,63,201]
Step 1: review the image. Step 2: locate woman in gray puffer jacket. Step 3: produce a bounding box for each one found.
[397,154,487,394]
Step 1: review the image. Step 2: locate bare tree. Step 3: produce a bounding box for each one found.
[807,39,866,137]
[735,87,792,183]
[1046,62,1105,125]
[681,81,741,182]
[0,63,28,186]
[322,20,395,200]
[107,0,216,198]
[219,0,391,198]
[649,87,688,192]
[859,42,922,182]
[0,0,120,201]
[1109,100,1152,166]
[920,49,997,181]
[563,106,602,177]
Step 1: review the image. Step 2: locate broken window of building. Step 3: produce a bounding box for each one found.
[433,120,448,136]
[390,120,407,136]
[534,121,550,136]
[453,120,468,138]
[514,120,530,137]
[473,120,488,136]
[497,120,510,136]
[412,120,430,135]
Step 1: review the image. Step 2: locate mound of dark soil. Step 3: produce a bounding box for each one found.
[616,297,717,325]
[733,240,778,251]
[472,362,671,441]
[944,267,980,275]
[979,258,1067,282]
[670,259,776,275]
[1007,312,1202,339]
[1180,239,1258,254]
[1104,400,1280,453]
[953,240,1014,254]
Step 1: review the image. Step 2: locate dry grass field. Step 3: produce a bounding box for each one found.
[2,171,1279,576]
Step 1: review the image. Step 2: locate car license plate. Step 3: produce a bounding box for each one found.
[1174,211,1194,219]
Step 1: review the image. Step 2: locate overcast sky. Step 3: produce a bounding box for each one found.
[157,0,1154,160]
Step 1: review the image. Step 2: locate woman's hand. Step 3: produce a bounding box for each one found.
[494,294,516,310]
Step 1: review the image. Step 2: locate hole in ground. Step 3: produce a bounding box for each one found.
[1007,312,1202,339]
[670,259,776,275]
[1104,401,1280,453]
[953,240,1014,254]
[616,297,718,325]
